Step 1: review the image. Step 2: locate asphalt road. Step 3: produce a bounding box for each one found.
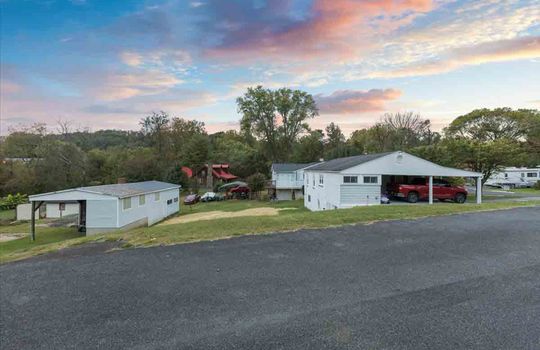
[2,207,540,349]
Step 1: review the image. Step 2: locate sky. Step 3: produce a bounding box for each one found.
[1,0,539,136]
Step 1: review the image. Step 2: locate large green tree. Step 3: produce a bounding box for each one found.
[140,111,170,154]
[445,108,532,142]
[237,86,317,161]
[292,130,324,163]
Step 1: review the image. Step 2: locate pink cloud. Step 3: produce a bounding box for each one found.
[316,88,402,114]
[205,0,434,62]
[369,36,540,78]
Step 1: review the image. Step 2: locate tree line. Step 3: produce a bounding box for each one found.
[1,86,539,196]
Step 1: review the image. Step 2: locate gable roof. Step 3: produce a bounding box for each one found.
[272,162,319,172]
[306,152,393,171]
[30,181,180,200]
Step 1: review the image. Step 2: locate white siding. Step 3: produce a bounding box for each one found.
[303,171,341,211]
[45,203,79,218]
[118,188,180,227]
[340,185,380,206]
[86,199,118,229]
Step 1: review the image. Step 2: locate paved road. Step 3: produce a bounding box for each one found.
[2,207,540,349]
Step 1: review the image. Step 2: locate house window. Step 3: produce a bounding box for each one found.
[155,192,160,201]
[139,195,146,206]
[343,176,358,184]
[363,176,378,184]
[123,197,132,210]
[319,174,324,186]
[174,197,178,203]
[308,195,311,202]
[521,173,525,178]
[504,173,508,178]
[167,199,173,205]
[312,175,315,187]
[527,172,538,177]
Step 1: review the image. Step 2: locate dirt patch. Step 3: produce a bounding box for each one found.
[160,207,281,225]
[0,233,26,242]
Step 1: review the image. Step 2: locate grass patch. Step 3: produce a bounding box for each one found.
[1,199,539,264]
[0,209,15,223]
[508,188,540,194]
[0,227,83,262]
[179,198,303,215]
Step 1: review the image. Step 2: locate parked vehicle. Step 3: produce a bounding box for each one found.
[184,194,200,205]
[230,185,250,199]
[388,178,468,203]
[201,192,217,202]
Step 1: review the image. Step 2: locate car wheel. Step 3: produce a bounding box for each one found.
[407,192,419,203]
[454,193,466,204]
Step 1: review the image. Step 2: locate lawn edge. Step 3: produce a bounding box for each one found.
[3,202,537,265]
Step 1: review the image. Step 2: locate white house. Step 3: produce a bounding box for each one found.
[28,181,180,238]
[304,151,483,211]
[270,162,319,200]
[486,167,540,188]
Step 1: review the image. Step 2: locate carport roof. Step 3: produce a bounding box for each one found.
[305,151,483,177]
[29,181,180,200]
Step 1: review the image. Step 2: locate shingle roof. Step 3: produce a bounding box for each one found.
[272,162,319,172]
[79,181,180,198]
[306,152,393,171]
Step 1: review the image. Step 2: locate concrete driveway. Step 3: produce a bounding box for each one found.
[1,207,540,349]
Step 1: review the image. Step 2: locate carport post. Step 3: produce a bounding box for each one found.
[30,201,36,241]
[428,176,433,204]
[476,176,482,204]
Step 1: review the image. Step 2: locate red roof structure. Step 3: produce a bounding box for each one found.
[210,164,238,182]
[181,166,193,178]
[194,163,238,187]
[210,164,238,181]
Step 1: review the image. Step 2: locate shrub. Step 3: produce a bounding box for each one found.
[534,181,540,190]
[0,193,29,210]
[447,177,466,186]
[246,173,267,199]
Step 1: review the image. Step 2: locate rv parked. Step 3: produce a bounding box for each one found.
[485,167,540,189]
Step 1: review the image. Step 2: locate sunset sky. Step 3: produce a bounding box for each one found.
[1,0,539,135]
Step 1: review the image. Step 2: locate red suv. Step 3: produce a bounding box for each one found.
[388,178,468,203]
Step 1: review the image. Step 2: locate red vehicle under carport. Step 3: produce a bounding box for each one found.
[388,177,468,203]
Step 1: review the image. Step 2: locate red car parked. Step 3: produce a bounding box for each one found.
[388,178,467,203]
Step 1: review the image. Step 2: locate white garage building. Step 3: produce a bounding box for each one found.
[28,181,180,239]
[304,151,483,211]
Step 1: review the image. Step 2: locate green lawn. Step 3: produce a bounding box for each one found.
[0,209,15,222]
[508,188,540,194]
[2,198,539,263]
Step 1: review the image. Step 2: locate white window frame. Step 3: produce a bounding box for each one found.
[319,174,324,187]
[122,197,132,210]
[527,172,538,178]
[154,192,160,201]
[139,194,146,206]
[343,176,358,184]
[363,176,378,184]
